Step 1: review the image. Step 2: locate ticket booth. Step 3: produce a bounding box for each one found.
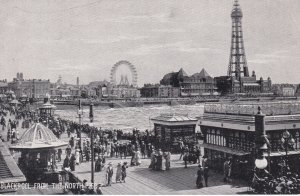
[151,113,198,152]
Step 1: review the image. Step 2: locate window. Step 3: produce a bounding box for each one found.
[210,130,215,144]
[206,129,210,144]
[295,130,300,149]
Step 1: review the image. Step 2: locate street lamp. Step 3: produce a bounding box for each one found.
[255,135,269,170]
[89,103,95,190]
[254,107,270,171]
[255,157,268,170]
[77,100,83,149]
[77,99,83,125]
[281,129,295,167]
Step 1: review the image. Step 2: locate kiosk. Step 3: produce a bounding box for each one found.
[151,113,198,152]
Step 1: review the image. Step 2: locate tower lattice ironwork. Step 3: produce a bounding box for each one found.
[227,0,249,80]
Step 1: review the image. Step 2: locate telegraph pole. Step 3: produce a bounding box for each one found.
[89,103,95,188]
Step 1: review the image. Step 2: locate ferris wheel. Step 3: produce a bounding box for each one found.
[110,60,138,87]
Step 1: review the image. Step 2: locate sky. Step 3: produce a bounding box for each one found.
[0,0,300,86]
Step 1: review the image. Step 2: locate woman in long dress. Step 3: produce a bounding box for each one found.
[107,143,111,157]
[196,165,204,188]
[161,152,166,171]
[149,150,156,169]
[70,154,76,171]
[131,151,136,166]
[166,151,171,170]
[75,148,80,165]
[156,150,163,171]
[116,162,122,183]
[136,151,141,166]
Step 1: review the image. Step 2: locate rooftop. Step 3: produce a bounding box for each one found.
[204,101,300,116]
[10,123,67,150]
[151,113,197,122]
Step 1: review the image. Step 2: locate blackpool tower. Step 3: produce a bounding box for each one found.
[215,0,272,95]
[227,0,249,80]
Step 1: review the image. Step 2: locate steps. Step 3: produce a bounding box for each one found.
[0,152,13,179]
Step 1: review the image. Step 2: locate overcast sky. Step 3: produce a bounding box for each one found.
[0,0,299,86]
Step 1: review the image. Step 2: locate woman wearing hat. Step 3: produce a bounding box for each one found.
[116,162,122,183]
[196,165,204,188]
[106,163,113,186]
[70,154,76,171]
[136,150,142,166]
[156,149,163,171]
[75,148,80,165]
[121,162,128,183]
[149,149,156,170]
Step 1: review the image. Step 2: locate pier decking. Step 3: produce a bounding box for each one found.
[70,155,249,195]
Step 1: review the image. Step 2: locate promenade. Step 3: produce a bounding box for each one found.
[71,155,249,195]
[1,112,249,195]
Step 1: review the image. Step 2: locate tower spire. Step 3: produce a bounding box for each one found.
[227,0,249,80]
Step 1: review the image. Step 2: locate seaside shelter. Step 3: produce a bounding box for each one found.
[10,123,68,183]
[151,113,198,152]
[199,101,300,180]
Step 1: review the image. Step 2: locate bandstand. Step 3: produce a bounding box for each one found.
[39,101,56,118]
[10,123,68,183]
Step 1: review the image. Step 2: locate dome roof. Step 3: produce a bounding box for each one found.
[10,123,67,150]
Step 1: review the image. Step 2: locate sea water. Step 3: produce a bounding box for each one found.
[55,104,204,132]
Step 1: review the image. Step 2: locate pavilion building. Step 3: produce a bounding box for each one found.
[199,101,300,180]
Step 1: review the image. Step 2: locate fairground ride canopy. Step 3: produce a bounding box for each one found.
[10,123,67,150]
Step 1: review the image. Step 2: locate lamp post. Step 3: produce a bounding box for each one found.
[254,107,270,171]
[281,129,295,168]
[77,100,83,149]
[89,103,95,189]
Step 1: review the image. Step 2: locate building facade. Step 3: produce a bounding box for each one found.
[108,85,140,98]
[140,84,180,98]
[8,73,50,98]
[0,80,8,94]
[158,85,180,98]
[272,84,296,97]
[180,68,217,96]
[140,84,159,98]
[159,68,217,97]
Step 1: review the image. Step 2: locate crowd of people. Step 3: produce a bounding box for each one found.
[3,99,300,194]
[149,149,171,171]
[251,168,300,194]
